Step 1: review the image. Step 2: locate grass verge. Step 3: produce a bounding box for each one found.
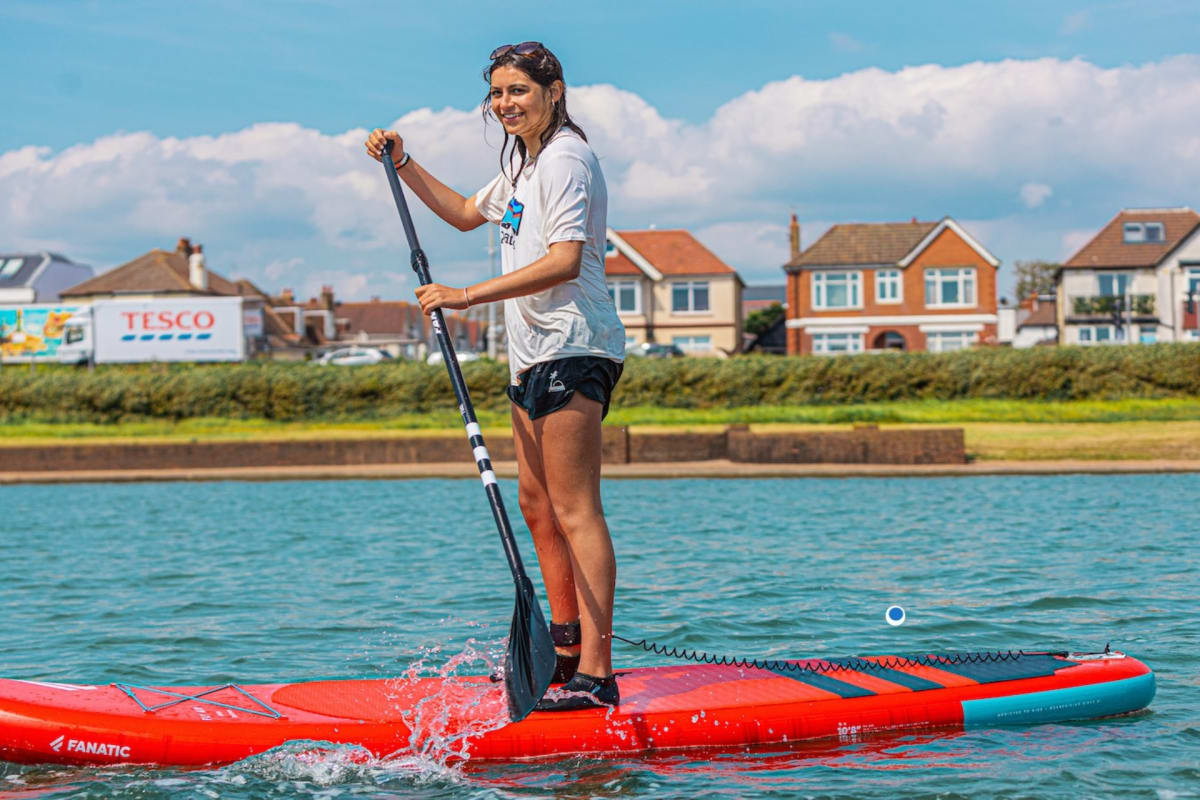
[3,398,1200,461]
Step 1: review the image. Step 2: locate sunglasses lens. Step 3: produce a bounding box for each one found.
[513,41,542,55]
[490,44,513,59]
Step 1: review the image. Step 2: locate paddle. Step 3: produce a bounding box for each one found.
[378,141,556,722]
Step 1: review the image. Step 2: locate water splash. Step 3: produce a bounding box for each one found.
[385,634,514,775]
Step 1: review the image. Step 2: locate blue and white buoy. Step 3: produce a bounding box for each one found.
[885,605,906,626]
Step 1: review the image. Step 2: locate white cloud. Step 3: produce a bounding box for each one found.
[1020,182,1054,208]
[2,56,1198,301]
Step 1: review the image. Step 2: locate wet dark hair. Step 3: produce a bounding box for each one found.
[482,45,587,186]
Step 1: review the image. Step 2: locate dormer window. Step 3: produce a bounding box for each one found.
[0,258,23,278]
[1124,222,1165,243]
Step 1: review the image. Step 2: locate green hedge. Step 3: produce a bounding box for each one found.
[2,344,1199,423]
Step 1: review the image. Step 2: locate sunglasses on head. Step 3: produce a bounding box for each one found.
[490,41,543,60]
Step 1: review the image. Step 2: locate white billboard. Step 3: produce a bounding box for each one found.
[93,297,246,363]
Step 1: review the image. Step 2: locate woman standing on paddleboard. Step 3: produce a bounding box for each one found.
[365,42,624,711]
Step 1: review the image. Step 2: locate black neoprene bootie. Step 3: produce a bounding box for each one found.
[549,620,581,683]
[490,620,581,684]
[534,672,620,711]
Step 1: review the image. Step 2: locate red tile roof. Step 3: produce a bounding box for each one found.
[61,248,241,297]
[334,301,428,337]
[1018,299,1057,329]
[607,229,738,277]
[1063,208,1200,269]
[785,221,939,269]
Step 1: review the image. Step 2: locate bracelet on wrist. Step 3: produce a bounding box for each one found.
[393,151,411,169]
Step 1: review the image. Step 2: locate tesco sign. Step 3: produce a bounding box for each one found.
[119,310,217,332]
[93,297,246,363]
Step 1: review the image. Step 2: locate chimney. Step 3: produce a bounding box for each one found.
[911,217,918,224]
[175,237,193,256]
[321,285,335,312]
[788,213,801,261]
[188,243,208,291]
[371,295,380,303]
[280,288,294,304]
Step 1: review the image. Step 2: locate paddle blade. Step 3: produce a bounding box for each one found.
[503,576,556,722]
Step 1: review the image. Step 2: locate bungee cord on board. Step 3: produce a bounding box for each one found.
[612,634,1067,676]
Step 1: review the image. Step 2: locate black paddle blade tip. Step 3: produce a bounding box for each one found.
[504,578,556,722]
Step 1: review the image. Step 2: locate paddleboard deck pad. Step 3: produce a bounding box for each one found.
[0,649,1153,766]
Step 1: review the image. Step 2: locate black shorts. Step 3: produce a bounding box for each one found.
[507,356,623,421]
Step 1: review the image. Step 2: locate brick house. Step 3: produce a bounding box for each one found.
[604,228,744,356]
[783,216,999,355]
[59,238,281,356]
[272,286,485,360]
[1056,207,1200,345]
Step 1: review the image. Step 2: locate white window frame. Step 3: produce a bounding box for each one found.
[811,331,863,354]
[924,267,976,308]
[1077,324,1124,345]
[672,334,711,353]
[1139,325,1157,344]
[1145,222,1165,242]
[812,271,862,310]
[925,329,978,353]
[1097,273,1131,297]
[1123,223,1145,243]
[875,269,902,304]
[607,278,642,314]
[671,281,710,314]
[1184,266,1200,296]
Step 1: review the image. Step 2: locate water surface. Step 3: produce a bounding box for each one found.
[0,475,1194,798]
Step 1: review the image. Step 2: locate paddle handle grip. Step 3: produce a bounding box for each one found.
[379,142,533,587]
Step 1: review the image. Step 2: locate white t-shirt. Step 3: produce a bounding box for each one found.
[474,129,625,382]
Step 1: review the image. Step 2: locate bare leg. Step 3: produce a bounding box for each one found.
[511,403,581,662]
[534,392,615,677]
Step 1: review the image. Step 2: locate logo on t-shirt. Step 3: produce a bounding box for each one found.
[501,197,524,235]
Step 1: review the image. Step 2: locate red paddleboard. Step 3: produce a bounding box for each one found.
[0,649,1153,766]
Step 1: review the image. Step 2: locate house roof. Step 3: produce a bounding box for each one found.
[334,301,428,337]
[604,229,740,281]
[786,221,939,269]
[743,284,786,302]
[784,217,1000,271]
[1018,299,1057,329]
[1063,208,1200,269]
[60,248,240,297]
[0,254,44,287]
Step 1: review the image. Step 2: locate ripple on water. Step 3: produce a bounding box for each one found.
[0,475,1194,798]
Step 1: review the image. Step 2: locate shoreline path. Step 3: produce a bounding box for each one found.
[3,459,1199,484]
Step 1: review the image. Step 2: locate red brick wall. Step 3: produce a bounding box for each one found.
[785,226,998,355]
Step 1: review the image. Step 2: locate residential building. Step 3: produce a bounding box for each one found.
[783,216,999,355]
[1013,294,1058,348]
[604,228,744,356]
[743,285,786,315]
[59,238,276,356]
[0,252,93,303]
[1056,207,1200,345]
[274,286,486,360]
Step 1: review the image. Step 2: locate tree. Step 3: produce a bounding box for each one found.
[1013,260,1059,303]
[744,302,785,337]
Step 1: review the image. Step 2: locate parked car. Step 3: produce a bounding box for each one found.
[426,350,481,365]
[628,342,685,358]
[316,347,392,366]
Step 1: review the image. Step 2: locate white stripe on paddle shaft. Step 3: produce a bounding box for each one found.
[473,445,490,465]
[466,422,482,440]
[480,469,497,487]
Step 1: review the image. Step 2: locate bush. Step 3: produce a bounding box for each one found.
[2,344,1199,424]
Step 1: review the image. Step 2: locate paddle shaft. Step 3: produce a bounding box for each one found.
[379,142,533,588]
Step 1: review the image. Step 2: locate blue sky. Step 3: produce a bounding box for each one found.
[3,0,1199,300]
